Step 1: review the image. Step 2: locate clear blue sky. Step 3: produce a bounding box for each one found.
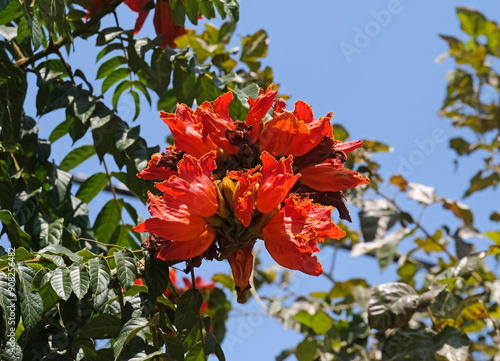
[9,1,500,360]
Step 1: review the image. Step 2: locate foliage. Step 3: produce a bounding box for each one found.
[0,2,499,361]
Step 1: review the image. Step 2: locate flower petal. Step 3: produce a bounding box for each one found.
[300,159,370,192]
[153,0,187,49]
[256,152,300,214]
[133,10,149,34]
[259,108,333,157]
[195,98,238,154]
[262,196,345,276]
[155,153,218,218]
[333,140,364,153]
[134,194,207,241]
[245,85,277,143]
[160,105,216,158]
[157,227,216,261]
[229,167,262,227]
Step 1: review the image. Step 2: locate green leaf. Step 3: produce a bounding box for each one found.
[60,145,96,171]
[196,74,222,104]
[449,137,470,155]
[197,0,215,19]
[0,0,22,25]
[88,257,111,309]
[442,199,473,226]
[79,314,122,339]
[131,89,141,120]
[175,289,203,336]
[464,170,499,198]
[457,7,486,37]
[96,27,124,46]
[112,225,139,249]
[30,15,43,51]
[185,342,205,361]
[97,56,125,80]
[133,81,151,106]
[143,251,171,298]
[184,0,199,24]
[70,263,90,300]
[50,267,73,301]
[311,311,333,334]
[173,62,196,106]
[93,199,123,244]
[485,231,500,243]
[15,263,43,331]
[0,210,31,249]
[332,124,349,141]
[490,211,500,222]
[114,121,140,150]
[112,80,132,108]
[97,43,124,62]
[74,93,97,124]
[102,68,130,94]
[49,118,72,142]
[296,339,318,361]
[162,333,185,361]
[114,249,137,291]
[0,0,12,13]
[212,0,238,21]
[240,30,268,72]
[382,326,469,361]
[0,272,18,341]
[0,247,32,269]
[13,189,40,226]
[33,216,64,248]
[76,172,109,203]
[211,273,234,291]
[368,282,419,330]
[113,317,150,361]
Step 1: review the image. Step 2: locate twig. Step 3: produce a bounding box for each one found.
[375,188,456,262]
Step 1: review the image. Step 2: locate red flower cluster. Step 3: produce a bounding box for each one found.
[85,0,185,49]
[135,86,369,303]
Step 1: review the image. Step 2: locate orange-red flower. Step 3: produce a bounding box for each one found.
[228,167,262,227]
[259,100,333,157]
[136,86,370,304]
[245,85,277,143]
[299,158,369,192]
[133,152,218,261]
[124,0,150,34]
[262,196,345,276]
[196,92,239,154]
[154,0,187,49]
[256,152,300,214]
[228,152,299,226]
[160,105,217,158]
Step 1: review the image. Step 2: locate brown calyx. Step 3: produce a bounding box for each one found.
[292,183,352,222]
[293,136,347,170]
[155,148,186,171]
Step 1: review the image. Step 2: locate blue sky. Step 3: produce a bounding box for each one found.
[6,0,500,360]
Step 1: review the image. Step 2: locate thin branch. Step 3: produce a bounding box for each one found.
[374,188,456,262]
